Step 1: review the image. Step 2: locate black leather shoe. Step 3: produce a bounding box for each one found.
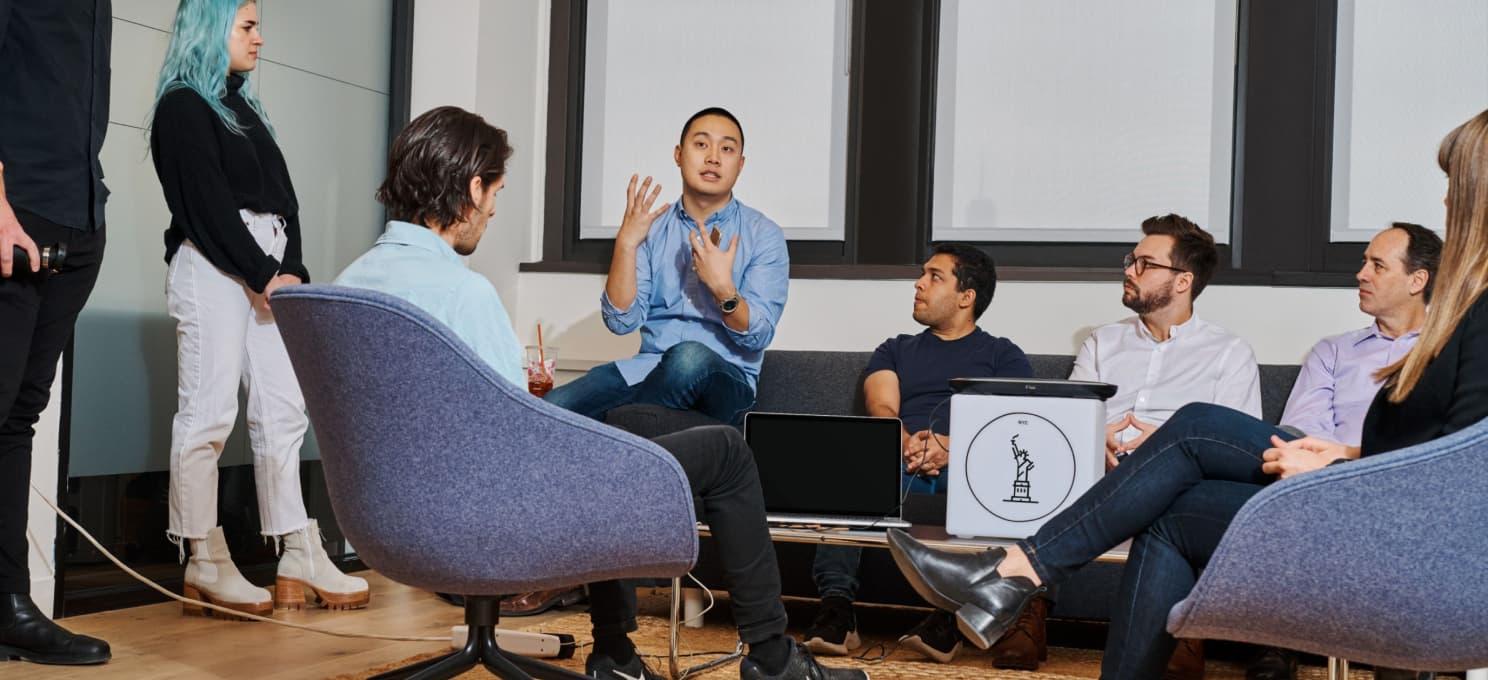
[953,573,1044,650]
[739,638,868,679]
[1246,647,1297,680]
[885,528,1006,611]
[0,593,110,665]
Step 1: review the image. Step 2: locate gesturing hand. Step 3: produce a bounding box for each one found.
[689,223,738,301]
[615,174,669,250]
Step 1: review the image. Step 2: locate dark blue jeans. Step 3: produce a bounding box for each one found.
[544,341,755,425]
[1011,403,1292,680]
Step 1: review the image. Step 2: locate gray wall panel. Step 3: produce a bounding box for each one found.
[259,0,394,94]
[71,6,392,477]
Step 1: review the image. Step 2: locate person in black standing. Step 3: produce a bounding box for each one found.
[0,0,113,667]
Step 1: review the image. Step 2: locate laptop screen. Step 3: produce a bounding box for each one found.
[744,412,904,517]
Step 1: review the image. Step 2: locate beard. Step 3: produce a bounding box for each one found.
[1122,277,1174,315]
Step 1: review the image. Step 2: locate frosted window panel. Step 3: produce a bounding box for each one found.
[932,0,1237,243]
[1330,0,1488,242]
[579,0,851,240]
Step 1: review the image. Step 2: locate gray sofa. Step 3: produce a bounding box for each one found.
[605,350,1303,621]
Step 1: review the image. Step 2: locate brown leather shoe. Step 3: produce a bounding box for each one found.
[1165,639,1205,680]
[499,587,585,617]
[990,595,1048,670]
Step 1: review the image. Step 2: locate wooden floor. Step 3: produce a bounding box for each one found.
[5,571,1454,679]
[3,571,560,680]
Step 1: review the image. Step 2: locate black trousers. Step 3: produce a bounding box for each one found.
[586,425,787,645]
[0,209,105,593]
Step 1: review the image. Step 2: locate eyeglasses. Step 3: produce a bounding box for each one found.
[1122,253,1187,276]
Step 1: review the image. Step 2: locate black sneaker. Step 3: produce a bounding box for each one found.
[585,652,663,680]
[803,596,861,656]
[898,611,962,664]
[740,638,868,680]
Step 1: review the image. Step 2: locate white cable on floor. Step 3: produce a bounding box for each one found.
[682,571,716,627]
[30,482,446,642]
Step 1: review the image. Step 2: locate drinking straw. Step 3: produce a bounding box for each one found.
[537,322,546,369]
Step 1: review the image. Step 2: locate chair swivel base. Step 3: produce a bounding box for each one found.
[370,596,589,680]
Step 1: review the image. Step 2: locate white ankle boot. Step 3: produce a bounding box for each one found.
[183,526,273,618]
[273,519,370,610]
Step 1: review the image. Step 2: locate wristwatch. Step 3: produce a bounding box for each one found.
[719,294,740,314]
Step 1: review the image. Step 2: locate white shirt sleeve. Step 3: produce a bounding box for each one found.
[1215,338,1263,419]
[1070,332,1099,382]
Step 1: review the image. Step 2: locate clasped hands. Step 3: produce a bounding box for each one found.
[1260,435,1356,479]
[1104,412,1158,470]
[903,429,949,476]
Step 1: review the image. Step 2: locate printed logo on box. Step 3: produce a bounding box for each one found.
[962,412,1076,522]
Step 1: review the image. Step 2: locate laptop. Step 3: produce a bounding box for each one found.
[743,412,911,529]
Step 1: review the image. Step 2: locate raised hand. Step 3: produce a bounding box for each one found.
[615,174,669,250]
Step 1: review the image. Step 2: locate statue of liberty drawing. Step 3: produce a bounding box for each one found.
[1006,434,1037,504]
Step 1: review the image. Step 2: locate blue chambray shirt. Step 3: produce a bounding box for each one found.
[334,221,527,388]
[601,197,790,390]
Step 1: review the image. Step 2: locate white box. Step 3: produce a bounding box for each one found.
[946,393,1106,539]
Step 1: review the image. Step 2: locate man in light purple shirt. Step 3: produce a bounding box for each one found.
[1256,222,1440,680]
[1280,223,1442,446]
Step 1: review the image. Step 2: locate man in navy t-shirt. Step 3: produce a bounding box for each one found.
[803,244,1035,666]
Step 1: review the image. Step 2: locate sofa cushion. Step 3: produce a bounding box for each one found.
[1259,364,1301,425]
[603,351,1300,439]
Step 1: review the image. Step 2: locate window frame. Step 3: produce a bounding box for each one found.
[527,0,1367,287]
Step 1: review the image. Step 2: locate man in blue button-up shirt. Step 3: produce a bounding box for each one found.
[547,108,790,425]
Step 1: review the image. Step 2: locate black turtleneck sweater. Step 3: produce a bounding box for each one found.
[151,74,308,293]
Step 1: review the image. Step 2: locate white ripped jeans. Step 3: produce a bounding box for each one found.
[166,209,310,539]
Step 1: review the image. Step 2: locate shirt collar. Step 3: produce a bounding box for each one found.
[1133,313,1202,343]
[375,221,464,264]
[1354,321,1422,346]
[670,196,741,228]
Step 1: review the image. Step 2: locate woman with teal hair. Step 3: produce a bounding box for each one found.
[150,0,369,618]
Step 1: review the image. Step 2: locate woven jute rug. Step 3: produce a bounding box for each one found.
[341,594,1391,680]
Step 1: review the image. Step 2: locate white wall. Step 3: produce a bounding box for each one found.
[513,273,1370,368]
[411,0,549,312]
[414,0,1375,371]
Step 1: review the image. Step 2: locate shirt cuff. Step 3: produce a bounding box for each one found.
[600,290,644,330]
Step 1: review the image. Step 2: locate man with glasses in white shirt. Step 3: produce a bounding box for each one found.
[1068,213,1261,680]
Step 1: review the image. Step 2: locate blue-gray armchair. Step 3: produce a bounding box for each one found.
[272,285,699,680]
[1168,414,1488,677]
